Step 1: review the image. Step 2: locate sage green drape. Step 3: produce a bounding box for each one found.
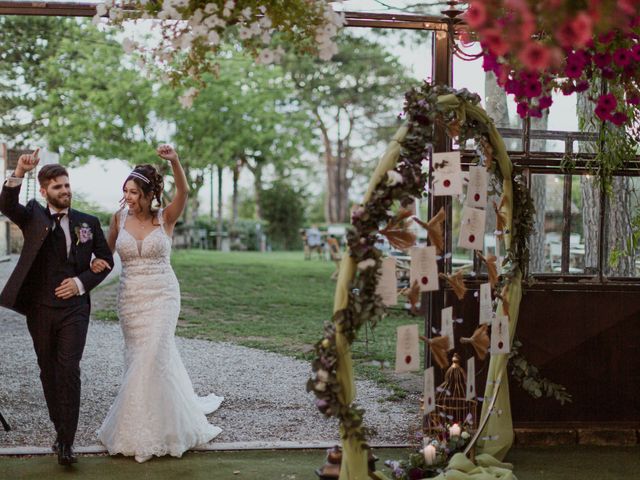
[335,96,521,479]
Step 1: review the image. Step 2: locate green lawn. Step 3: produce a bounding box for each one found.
[94,250,419,395]
[1,446,639,480]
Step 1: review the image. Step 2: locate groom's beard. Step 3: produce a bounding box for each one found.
[46,192,72,210]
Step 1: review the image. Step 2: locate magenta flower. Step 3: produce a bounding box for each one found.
[598,30,616,44]
[567,50,590,68]
[517,102,529,118]
[594,105,611,122]
[505,78,523,96]
[575,80,589,92]
[565,62,584,78]
[519,42,551,70]
[482,28,509,57]
[593,52,612,68]
[613,48,632,67]
[561,82,576,95]
[631,45,640,61]
[464,1,488,29]
[523,80,542,98]
[538,96,553,109]
[610,112,628,126]
[627,95,640,106]
[529,108,542,118]
[482,54,499,73]
[520,70,540,82]
[601,67,615,79]
[597,93,617,111]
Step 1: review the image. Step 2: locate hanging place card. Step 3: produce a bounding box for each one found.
[466,357,476,402]
[490,313,510,355]
[376,257,397,306]
[479,282,493,325]
[441,306,455,351]
[410,246,440,292]
[424,366,436,414]
[395,324,421,373]
[458,206,486,251]
[466,165,488,208]
[432,152,463,196]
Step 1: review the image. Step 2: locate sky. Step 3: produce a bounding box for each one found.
[3,1,579,214]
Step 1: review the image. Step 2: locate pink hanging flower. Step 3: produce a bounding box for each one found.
[538,96,553,109]
[627,95,640,106]
[593,52,612,68]
[595,104,612,122]
[613,48,632,67]
[519,42,551,70]
[631,44,640,61]
[464,1,488,29]
[529,107,543,118]
[567,50,590,68]
[598,30,616,45]
[565,62,584,78]
[575,80,590,92]
[523,79,542,98]
[505,78,524,96]
[610,111,628,126]
[482,28,509,57]
[516,102,529,118]
[597,93,617,111]
[556,11,593,48]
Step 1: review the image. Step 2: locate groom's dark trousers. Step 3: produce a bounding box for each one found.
[0,183,113,445]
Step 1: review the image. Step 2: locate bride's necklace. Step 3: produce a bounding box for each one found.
[128,211,152,229]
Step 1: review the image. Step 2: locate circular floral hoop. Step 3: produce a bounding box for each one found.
[308,82,533,477]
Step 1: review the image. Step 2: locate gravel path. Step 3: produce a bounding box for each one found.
[0,256,418,448]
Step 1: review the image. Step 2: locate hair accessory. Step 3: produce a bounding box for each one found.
[129,171,150,184]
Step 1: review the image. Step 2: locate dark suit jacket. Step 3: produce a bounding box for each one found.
[0,183,114,315]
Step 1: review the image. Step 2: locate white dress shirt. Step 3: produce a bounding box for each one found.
[5,174,85,295]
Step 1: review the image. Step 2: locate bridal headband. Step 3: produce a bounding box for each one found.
[129,171,150,184]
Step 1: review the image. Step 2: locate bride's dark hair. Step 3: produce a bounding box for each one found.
[121,164,163,209]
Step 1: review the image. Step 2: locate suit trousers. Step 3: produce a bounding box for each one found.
[26,302,90,445]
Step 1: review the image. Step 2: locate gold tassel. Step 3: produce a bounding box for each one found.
[494,196,508,239]
[413,207,445,254]
[476,251,498,288]
[420,335,450,370]
[460,324,490,360]
[439,269,467,300]
[379,208,416,250]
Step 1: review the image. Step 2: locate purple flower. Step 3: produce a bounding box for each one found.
[520,70,540,82]
[597,93,617,111]
[529,107,542,118]
[575,80,589,92]
[517,102,529,118]
[600,67,615,79]
[598,31,616,44]
[482,54,499,73]
[561,82,576,95]
[523,80,542,98]
[593,52,612,68]
[594,105,612,122]
[567,50,590,68]
[613,48,632,67]
[565,62,584,78]
[504,78,523,96]
[610,112,628,126]
[538,96,553,109]
[627,95,640,105]
[631,44,640,61]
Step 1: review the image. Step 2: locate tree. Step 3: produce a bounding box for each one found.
[283,34,416,223]
[260,180,305,250]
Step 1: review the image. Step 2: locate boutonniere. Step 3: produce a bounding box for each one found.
[74,222,93,245]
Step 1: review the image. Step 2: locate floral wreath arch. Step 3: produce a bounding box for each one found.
[308,83,533,479]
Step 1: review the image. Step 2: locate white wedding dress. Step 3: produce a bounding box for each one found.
[98,209,222,462]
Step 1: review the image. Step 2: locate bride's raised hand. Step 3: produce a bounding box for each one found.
[91,258,111,274]
[156,144,179,164]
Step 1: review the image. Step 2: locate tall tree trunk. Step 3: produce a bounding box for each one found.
[252,162,263,221]
[231,158,242,227]
[529,113,549,272]
[217,164,223,250]
[577,91,635,276]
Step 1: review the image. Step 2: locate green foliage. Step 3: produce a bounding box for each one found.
[260,180,305,250]
[509,339,572,405]
[71,193,111,226]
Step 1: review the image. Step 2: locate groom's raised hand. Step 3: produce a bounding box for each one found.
[14,148,40,178]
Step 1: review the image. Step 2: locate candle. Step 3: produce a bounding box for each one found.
[423,444,436,465]
[449,423,461,437]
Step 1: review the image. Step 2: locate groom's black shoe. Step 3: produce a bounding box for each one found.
[57,443,77,466]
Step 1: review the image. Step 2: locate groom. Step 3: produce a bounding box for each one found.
[0,149,113,465]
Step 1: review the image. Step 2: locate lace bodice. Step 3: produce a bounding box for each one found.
[116,209,172,270]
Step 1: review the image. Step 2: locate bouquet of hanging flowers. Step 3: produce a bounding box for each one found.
[94,0,344,104]
[462,0,640,125]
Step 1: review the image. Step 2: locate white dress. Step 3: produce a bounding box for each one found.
[98,209,222,462]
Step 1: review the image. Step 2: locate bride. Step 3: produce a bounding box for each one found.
[93,145,222,462]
